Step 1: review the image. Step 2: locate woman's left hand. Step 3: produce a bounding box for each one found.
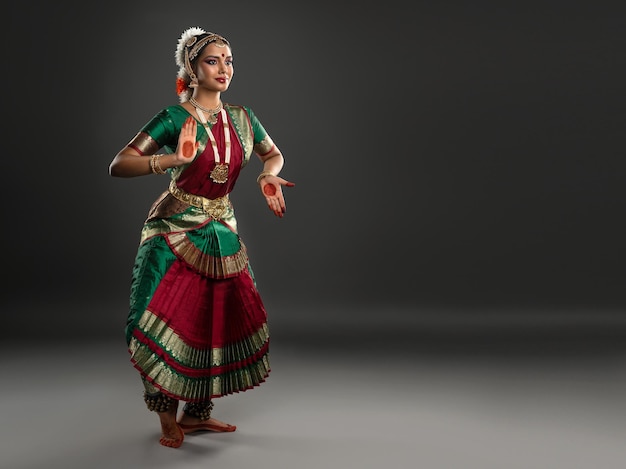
[260,176,295,218]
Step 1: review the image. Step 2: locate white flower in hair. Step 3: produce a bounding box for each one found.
[175,26,207,68]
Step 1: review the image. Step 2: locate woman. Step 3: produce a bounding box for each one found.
[109,26,294,448]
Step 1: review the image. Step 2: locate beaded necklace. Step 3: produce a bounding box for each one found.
[194,105,231,184]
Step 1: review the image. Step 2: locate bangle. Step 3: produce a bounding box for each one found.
[256,170,274,184]
[150,154,166,175]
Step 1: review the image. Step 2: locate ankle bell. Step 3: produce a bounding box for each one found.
[143,391,176,412]
[183,401,214,421]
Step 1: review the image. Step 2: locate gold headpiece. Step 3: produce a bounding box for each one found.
[186,33,229,62]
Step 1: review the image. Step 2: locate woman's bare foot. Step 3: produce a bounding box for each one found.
[157,401,184,448]
[178,413,237,434]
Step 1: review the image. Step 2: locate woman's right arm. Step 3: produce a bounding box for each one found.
[109,147,154,178]
[109,116,199,178]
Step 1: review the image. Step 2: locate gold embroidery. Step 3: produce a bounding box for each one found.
[225,105,253,167]
[166,231,249,278]
[136,309,269,369]
[129,336,271,400]
[127,131,159,155]
[254,136,274,156]
[168,180,231,219]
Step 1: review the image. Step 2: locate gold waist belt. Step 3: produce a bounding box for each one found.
[168,180,231,219]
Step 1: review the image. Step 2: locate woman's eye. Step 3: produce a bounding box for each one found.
[207,59,217,65]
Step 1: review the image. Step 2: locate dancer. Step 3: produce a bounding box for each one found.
[109,27,294,448]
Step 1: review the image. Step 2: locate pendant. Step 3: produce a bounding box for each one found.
[210,163,229,183]
[207,113,218,125]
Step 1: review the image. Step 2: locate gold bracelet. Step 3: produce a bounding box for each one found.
[256,170,274,184]
[150,154,167,175]
[149,155,158,174]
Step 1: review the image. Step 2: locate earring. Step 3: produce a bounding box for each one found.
[189,73,198,88]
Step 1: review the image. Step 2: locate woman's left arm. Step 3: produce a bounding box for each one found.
[256,147,295,218]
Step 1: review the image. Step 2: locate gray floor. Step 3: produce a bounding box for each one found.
[2,310,626,469]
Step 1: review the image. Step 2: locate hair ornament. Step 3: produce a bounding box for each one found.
[176,76,188,95]
[175,27,207,69]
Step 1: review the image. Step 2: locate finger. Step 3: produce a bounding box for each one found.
[274,198,286,216]
[266,198,281,216]
[277,195,286,212]
[184,116,193,131]
[186,116,196,132]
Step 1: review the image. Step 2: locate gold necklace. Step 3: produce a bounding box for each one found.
[194,107,231,184]
[189,97,223,124]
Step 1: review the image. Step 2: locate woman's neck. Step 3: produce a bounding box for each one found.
[191,91,221,109]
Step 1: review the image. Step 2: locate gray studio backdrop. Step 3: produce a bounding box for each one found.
[3,0,625,343]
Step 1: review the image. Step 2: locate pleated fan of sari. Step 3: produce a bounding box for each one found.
[128,220,272,399]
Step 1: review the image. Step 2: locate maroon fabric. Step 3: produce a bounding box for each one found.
[147,259,268,349]
[176,112,244,198]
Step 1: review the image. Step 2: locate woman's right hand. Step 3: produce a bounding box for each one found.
[174,116,200,165]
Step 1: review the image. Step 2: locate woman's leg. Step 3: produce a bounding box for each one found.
[143,385,184,448]
[178,400,237,433]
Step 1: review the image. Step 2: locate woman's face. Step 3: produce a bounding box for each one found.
[195,42,234,92]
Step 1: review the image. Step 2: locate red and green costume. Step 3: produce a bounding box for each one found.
[125,103,275,402]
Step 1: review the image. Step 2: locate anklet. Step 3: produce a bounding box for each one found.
[144,391,175,412]
[183,401,214,421]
